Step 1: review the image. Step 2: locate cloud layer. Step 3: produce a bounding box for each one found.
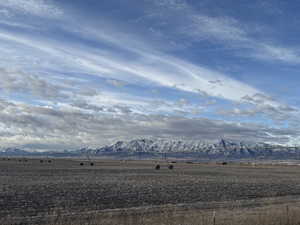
[0,0,299,150]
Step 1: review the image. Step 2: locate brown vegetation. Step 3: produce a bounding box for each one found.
[1,159,300,224]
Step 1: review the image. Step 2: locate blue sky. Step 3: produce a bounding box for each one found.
[0,0,299,150]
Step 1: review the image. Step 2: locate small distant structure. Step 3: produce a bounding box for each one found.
[155,164,160,170]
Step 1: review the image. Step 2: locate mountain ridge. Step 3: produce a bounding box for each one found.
[88,138,300,159]
[1,139,299,159]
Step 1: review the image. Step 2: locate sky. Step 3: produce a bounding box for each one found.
[0,0,300,151]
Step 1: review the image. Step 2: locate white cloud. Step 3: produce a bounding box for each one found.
[146,0,300,65]
[0,0,63,18]
[0,68,67,99]
[0,98,296,150]
[0,0,299,149]
[106,79,126,87]
[0,8,13,18]
[253,44,300,64]
[185,15,247,42]
[0,67,102,103]
[0,27,265,103]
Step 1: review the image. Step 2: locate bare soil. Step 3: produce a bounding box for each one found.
[2,158,300,224]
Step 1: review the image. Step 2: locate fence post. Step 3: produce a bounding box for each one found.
[286,205,289,225]
[213,210,216,225]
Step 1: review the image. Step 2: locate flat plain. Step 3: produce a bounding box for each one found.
[2,158,300,224]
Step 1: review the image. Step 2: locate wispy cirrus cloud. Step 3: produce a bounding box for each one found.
[0,0,299,150]
[252,44,300,64]
[144,0,300,65]
[183,15,248,42]
[0,27,264,103]
[0,0,63,18]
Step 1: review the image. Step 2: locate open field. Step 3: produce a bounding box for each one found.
[2,158,300,224]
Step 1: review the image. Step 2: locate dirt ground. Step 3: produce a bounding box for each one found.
[2,158,300,224]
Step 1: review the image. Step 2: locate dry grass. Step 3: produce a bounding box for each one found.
[2,158,300,225]
[3,203,300,225]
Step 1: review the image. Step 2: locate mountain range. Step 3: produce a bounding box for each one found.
[1,139,300,159]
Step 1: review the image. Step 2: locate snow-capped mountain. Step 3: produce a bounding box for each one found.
[0,139,299,159]
[0,148,29,156]
[0,148,78,157]
[89,138,300,159]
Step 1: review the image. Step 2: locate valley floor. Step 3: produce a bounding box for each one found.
[2,158,300,224]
